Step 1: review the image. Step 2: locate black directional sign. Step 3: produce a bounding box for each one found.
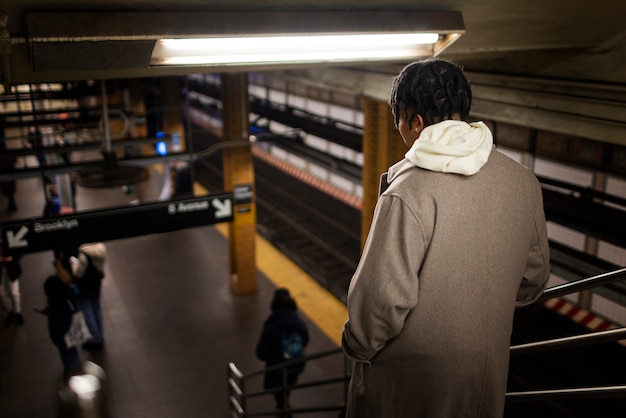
[1,194,234,256]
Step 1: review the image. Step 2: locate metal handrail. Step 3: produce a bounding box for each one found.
[229,267,626,415]
[539,267,626,300]
[510,327,626,356]
[228,348,349,417]
[504,266,626,403]
[238,348,343,379]
[244,405,345,418]
[245,375,348,399]
[507,386,626,402]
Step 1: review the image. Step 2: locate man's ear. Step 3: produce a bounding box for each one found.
[413,114,425,135]
[413,115,425,132]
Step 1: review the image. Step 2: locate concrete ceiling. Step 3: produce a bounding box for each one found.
[1,0,626,90]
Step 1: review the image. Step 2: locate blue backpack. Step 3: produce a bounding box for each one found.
[281,330,304,360]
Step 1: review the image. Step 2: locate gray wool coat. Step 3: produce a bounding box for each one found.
[342,149,550,418]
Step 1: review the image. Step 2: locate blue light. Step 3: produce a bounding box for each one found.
[156,141,168,156]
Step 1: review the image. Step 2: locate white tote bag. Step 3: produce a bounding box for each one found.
[64,302,93,348]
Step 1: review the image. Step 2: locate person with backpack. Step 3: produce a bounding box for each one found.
[70,242,107,351]
[256,288,309,416]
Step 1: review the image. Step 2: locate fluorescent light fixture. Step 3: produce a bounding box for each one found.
[26,10,464,71]
[151,33,443,66]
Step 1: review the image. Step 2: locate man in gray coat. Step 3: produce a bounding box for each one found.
[342,59,550,417]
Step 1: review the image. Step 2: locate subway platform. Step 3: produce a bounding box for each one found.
[0,162,347,417]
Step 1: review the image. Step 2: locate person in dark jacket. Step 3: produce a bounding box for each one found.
[0,243,23,326]
[42,257,82,380]
[256,288,309,415]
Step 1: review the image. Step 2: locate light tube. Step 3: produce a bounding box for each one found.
[151,33,441,66]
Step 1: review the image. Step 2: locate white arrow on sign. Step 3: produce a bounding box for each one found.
[212,198,232,219]
[6,225,29,248]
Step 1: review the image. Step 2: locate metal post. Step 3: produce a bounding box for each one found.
[281,365,289,417]
[183,77,197,194]
[100,80,112,154]
[27,83,50,201]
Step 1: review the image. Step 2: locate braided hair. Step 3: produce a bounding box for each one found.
[389,58,472,129]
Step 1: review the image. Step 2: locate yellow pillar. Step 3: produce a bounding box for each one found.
[221,72,258,295]
[361,97,406,249]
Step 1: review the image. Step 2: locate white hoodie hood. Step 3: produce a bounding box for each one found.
[405,120,493,175]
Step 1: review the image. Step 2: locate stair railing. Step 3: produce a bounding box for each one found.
[229,267,626,416]
[506,266,626,402]
[228,348,349,417]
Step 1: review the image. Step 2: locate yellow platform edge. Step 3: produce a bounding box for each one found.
[179,179,347,347]
[214,222,347,347]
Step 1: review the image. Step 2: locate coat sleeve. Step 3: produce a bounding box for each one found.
[516,180,551,306]
[342,194,425,362]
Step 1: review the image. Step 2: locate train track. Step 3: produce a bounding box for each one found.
[193,142,360,303]
[254,160,359,303]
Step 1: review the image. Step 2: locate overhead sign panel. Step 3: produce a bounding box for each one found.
[1,194,233,255]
